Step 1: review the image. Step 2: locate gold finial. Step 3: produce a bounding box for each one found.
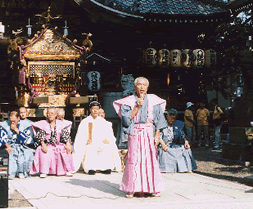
[82,32,92,39]
[35,6,61,24]
[82,32,93,51]
[12,28,23,36]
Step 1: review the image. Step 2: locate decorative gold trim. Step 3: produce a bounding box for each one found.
[37,95,67,107]
[24,29,82,61]
[87,122,93,145]
[73,108,85,117]
[29,61,75,65]
[24,54,81,60]
[28,61,75,78]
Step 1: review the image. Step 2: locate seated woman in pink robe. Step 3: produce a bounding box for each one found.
[30,108,75,178]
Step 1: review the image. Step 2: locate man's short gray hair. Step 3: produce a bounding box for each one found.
[47,107,57,114]
[134,77,149,87]
[165,108,178,116]
[19,107,27,112]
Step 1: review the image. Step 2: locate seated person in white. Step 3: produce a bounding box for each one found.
[98,108,121,172]
[72,101,116,175]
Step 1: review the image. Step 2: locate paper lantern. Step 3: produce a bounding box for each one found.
[181,49,194,68]
[193,49,205,68]
[87,71,101,91]
[144,48,157,67]
[158,49,170,68]
[170,49,181,68]
[205,49,217,68]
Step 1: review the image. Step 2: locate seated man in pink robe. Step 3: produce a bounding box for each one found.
[113,77,167,198]
[30,108,74,178]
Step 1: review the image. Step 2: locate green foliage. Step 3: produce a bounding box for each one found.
[199,9,252,99]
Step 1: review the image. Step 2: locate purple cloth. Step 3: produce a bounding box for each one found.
[19,71,26,85]
[30,120,74,176]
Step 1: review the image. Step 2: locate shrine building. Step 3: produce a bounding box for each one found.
[0,0,231,144]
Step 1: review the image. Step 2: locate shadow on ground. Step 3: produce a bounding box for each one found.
[65,179,125,198]
[245,189,253,193]
[194,170,253,187]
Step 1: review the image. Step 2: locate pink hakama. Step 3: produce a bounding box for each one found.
[30,144,74,176]
[113,94,166,194]
[120,124,164,193]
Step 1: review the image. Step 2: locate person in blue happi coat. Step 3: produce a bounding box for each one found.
[157,108,197,173]
[0,110,34,179]
[0,126,8,148]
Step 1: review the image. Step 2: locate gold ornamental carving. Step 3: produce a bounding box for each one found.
[24,29,81,61]
[38,95,68,107]
[73,108,85,117]
[27,109,36,117]
[7,6,92,120]
[17,92,29,107]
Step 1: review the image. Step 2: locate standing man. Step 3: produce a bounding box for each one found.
[98,108,106,118]
[0,111,34,179]
[196,102,210,147]
[113,77,166,198]
[211,99,224,149]
[184,102,196,146]
[19,107,31,122]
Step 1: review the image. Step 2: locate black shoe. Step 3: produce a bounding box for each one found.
[88,170,96,175]
[102,169,111,174]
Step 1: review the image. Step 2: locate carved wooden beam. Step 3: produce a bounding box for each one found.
[69,95,95,104]
[32,95,56,104]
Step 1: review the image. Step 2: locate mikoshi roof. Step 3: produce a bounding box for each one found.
[74,0,229,18]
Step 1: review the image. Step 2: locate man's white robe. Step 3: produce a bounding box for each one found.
[73,115,121,173]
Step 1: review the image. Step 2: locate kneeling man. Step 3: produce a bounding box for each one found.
[73,102,115,175]
[157,109,197,173]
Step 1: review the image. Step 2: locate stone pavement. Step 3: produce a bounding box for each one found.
[8,172,253,209]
